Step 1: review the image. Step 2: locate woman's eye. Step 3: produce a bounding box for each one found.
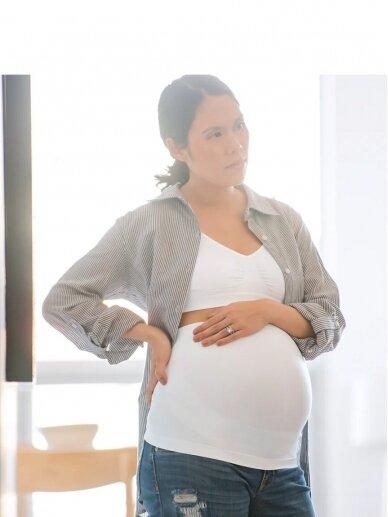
[237,121,246,129]
[208,131,222,139]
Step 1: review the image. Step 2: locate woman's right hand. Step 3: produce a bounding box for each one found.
[144,325,172,406]
[123,322,172,405]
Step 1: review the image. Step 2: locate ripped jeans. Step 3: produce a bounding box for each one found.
[137,440,316,517]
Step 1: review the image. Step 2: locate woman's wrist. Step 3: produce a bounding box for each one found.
[259,298,314,338]
[254,298,273,325]
[123,321,150,341]
[124,321,168,345]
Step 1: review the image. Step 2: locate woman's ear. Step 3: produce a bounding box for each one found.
[164,137,186,162]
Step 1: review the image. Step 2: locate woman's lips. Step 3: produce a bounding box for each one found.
[226,159,246,169]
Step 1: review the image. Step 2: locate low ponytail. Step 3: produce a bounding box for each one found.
[154,160,190,190]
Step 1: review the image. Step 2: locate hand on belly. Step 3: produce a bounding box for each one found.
[190,300,271,347]
[154,323,312,433]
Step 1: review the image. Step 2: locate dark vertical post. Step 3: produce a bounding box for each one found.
[2,75,33,382]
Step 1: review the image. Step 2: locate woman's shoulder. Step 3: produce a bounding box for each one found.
[117,188,184,234]
[117,202,157,235]
[245,185,303,227]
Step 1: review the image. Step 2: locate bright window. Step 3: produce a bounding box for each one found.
[29,14,321,517]
[31,70,320,513]
[32,74,320,364]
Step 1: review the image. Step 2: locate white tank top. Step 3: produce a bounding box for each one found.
[144,233,312,469]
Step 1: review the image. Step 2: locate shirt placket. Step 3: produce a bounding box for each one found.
[246,216,294,304]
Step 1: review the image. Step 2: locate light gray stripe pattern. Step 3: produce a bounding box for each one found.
[42,182,345,516]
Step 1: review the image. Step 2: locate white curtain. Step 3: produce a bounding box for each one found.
[310,75,387,517]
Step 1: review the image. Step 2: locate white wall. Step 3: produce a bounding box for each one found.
[309,75,386,517]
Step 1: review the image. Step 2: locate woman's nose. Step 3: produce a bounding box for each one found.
[227,136,244,153]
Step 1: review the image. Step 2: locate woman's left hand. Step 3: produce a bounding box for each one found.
[192,299,271,346]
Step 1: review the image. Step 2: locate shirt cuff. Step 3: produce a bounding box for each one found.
[87,305,145,352]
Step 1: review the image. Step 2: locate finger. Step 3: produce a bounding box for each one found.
[194,318,229,341]
[201,325,235,346]
[149,353,156,373]
[215,329,246,346]
[146,370,159,404]
[192,311,226,335]
[155,363,168,385]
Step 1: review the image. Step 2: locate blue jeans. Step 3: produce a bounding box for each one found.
[138,440,316,516]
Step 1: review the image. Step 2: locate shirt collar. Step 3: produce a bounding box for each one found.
[150,182,280,216]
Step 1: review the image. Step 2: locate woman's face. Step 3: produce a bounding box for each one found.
[170,94,249,187]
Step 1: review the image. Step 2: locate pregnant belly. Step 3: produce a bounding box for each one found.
[152,322,312,434]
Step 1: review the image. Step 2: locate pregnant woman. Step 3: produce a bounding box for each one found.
[42,75,345,516]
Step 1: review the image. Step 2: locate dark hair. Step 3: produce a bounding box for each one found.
[154,75,239,190]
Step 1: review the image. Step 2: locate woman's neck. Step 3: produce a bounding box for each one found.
[179,179,246,211]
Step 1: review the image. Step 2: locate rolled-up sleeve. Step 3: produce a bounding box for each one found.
[42,214,146,365]
[286,209,346,360]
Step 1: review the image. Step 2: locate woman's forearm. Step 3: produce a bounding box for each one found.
[123,322,151,341]
[262,299,315,339]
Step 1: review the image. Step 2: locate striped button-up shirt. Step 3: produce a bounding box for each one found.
[42,182,346,515]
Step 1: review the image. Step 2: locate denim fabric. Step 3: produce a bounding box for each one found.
[138,440,316,517]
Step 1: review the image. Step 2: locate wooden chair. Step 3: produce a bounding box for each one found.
[16,446,138,517]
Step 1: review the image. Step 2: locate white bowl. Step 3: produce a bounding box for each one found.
[38,424,98,451]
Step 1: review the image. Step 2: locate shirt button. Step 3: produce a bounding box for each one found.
[285,268,291,274]
[262,235,268,241]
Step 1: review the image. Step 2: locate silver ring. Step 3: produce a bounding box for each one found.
[225,325,235,335]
